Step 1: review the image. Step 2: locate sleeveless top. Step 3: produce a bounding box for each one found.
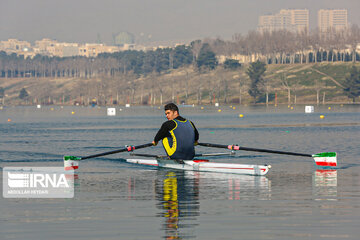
[162,118,195,160]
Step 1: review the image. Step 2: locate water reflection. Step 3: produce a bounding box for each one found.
[125,170,272,239]
[153,171,272,239]
[162,173,180,239]
[185,171,271,201]
[155,171,199,240]
[313,169,337,201]
[227,175,271,200]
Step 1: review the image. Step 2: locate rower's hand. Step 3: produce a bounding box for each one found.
[194,141,198,146]
[152,141,158,146]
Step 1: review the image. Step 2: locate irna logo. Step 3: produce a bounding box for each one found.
[8,172,70,188]
[3,167,74,198]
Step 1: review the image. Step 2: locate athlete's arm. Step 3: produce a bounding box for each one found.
[190,121,199,142]
[153,120,176,143]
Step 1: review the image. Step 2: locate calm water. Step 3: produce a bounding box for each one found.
[0,105,359,240]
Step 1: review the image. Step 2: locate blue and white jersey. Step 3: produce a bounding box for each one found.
[162,118,196,160]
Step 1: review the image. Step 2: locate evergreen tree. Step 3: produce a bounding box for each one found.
[196,43,217,70]
[344,66,360,102]
[19,88,29,100]
[224,59,241,69]
[247,60,266,103]
[173,45,193,69]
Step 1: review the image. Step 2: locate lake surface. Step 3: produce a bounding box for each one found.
[1,105,359,240]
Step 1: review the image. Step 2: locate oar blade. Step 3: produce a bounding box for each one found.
[64,156,81,171]
[312,152,337,167]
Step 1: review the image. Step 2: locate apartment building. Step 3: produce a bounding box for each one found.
[318,9,348,32]
[258,9,309,33]
[34,38,58,54]
[47,43,79,57]
[78,44,121,57]
[0,39,31,52]
[0,38,144,58]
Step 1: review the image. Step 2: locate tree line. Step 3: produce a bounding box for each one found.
[225,25,360,64]
[0,44,218,78]
[1,25,360,79]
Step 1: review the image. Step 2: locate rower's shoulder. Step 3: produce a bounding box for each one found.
[175,116,187,122]
[161,120,176,128]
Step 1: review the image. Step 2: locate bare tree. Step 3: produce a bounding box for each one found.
[280,74,291,105]
[348,25,360,63]
[263,77,271,105]
[314,79,325,105]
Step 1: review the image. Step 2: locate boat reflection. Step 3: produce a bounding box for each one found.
[313,169,337,201]
[184,171,271,201]
[154,171,271,239]
[126,170,271,239]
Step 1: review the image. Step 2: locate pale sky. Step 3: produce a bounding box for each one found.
[1,0,359,45]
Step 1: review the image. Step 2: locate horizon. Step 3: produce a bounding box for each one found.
[1,0,360,45]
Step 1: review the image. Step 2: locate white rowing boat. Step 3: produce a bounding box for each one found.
[64,142,337,175]
[125,158,271,176]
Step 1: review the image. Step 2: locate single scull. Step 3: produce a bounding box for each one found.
[126,158,270,175]
[64,141,337,176]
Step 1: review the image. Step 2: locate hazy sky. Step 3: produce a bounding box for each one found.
[1,0,360,45]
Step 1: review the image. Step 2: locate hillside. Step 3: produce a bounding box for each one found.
[0,62,359,106]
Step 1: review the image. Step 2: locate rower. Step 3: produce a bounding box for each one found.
[153,103,199,160]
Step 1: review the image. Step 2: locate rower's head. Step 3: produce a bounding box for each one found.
[164,103,179,120]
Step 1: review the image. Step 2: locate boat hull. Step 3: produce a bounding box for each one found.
[126,159,270,176]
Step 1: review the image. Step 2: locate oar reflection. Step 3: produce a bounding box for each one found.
[313,169,338,201]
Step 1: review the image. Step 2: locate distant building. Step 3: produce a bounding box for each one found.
[47,43,79,57]
[34,38,58,54]
[318,9,348,33]
[0,39,31,52]
[258,9,309,34]
[62,43,80,57]
[33,39,80,57]
[113,32,135,46]
[78,43,121,57]
[0,37,141,58]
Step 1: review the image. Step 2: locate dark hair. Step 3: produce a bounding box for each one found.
[164,103,179,113]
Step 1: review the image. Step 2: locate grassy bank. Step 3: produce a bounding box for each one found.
[0,62,359,106]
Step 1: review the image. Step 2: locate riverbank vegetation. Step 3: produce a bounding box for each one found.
[1,26,360,105]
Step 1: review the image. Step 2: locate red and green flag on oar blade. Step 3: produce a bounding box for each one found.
[198,142,337,167]
[312,152,337,167]
[64,156,81,170]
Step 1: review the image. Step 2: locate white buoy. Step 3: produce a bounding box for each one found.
[37,104,41,109]
[125,104,130,108]
[305,106,314,113]
[107,108,116,116]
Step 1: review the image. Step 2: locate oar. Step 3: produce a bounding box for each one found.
[64,143,153,170]
[198,142,337,167]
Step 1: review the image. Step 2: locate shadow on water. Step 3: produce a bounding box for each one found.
[335,163,360,169]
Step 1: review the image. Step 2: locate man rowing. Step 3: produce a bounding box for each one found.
[153,103,199,160]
